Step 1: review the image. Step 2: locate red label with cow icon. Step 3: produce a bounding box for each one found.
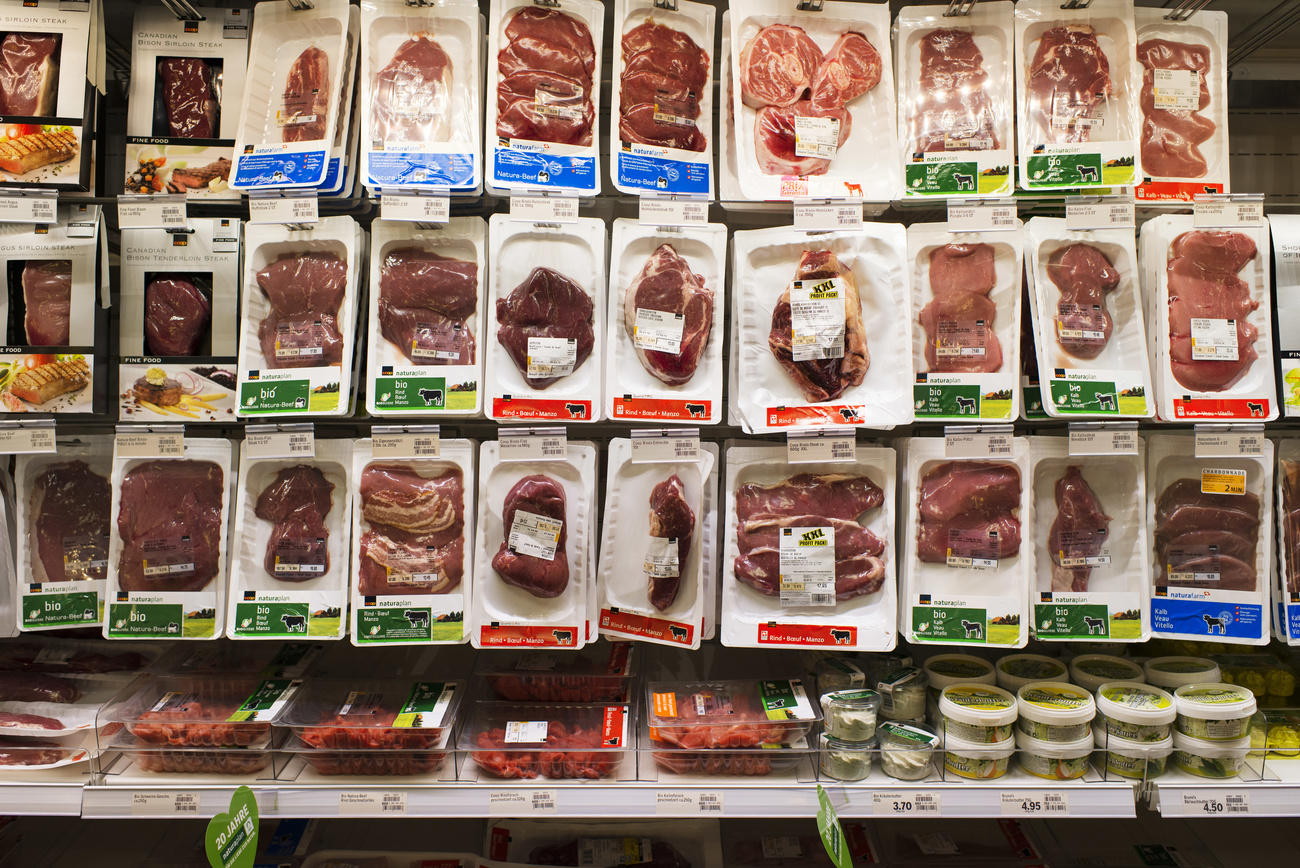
[756,622,857,646]
[599,607,695,646]
[479,623,581,647]
[612,395,711,422]
[493,396,592,421]
[766,404,870,427]
[1172,396,1270,421]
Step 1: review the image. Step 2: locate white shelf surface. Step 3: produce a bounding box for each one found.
[1150,758,1300,817]
[0,766,92,816]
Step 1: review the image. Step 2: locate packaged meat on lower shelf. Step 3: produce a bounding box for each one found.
[1269,215,1300,418]
[460,700,634,781]
[474,642,636,703]
[485,818,724,867]
[605,220,726,424]
[226,440,353,640]
[901,435,1032,648]
[731,223,912,432]
[908,222,1023,422]
[103,435,234,640]
[1028,435,1151,643]
[349,436,475,646]
[487,215,606,422]
[236,217,364,418]
[313,5,360,198]
[1147,432,1274,645]
[717,12,743,203]
[721,443,897,652]
[1278,441,1300,644]
[1025,217,1155,419]
[366,218,486,417]
[118,220,241,422]
[303,854,477,868]
[896,1,1015,199]
[471,438,597,649]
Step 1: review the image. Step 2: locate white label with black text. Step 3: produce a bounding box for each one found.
[338,791,406,816]
[381,191,450,223]
[498,429,567,462]
[789,277,846,362]
[638,197,708,226]
[510,195,579,223]
[507,510,562,561]
[1068,427,1138,456]
[526,337,578,378]
[1154,69,1202,111]
[656,790,723,815]
[793,115,839,159]
[1195,428,1264,458]
[131,791,199,815]
[947,202,1017,232]
[244,429,315,459]
[371,433,440,458]
[1190,317,1238,361]
[779,526,836,607]
[1001,792,1068,816]
[945,431,1013,458]
[872,791,941,816]
[248,194,318,225]
[634,308,685,355]
[115,430,185,459]
[787,430,856,463]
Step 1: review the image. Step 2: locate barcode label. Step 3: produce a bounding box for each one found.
[371,431,440,459]
[488,789,558,815]
[945,431,1013,458]
[793,202,862,230]
[116,430,185,459]
[338,791,406,815]
[499,428,568,462]
[131,791,200,815]
[656,791,724,815]
[245,428,315,459]
[510,194,579,223]
[947,202,1017,232]
[1180,791,1249,815]
[1068,427,1138,456]
[1195,428,1264,458]
[787,429,856,463]
[1001,792,1068,816]
[872,791,941,816]
[631,429,700,463]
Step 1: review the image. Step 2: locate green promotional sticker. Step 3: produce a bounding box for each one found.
[905,160,980,195]
[816,785,852,868]
[22,590,101,628]
[205,786,257,868]
[107,602,199,637]
[234,602,311,637]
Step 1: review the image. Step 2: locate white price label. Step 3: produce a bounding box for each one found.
[638,196,708,226]
[248,194,319,225]
[131,791,200,815]
[656,790,724,815]
[633,308,685,355]
[526,336,578,378]
[1180,790,1250,815]
[507,509,563,561]
[0,192,56,224]
[1195,428,1265,458]
[223,7,249,37]
[117,195,188,230]
[1195,197,1264,228]
[380,191,450,223]
[488,789,558,815]
[630,429,700,463]
[1068,427,1138,456]
[787,430,856,463]
[244,429,315,459]
[1153,68,1202,110]
[1190,317,1239,361]
[793,202,862,230]
[371,432,440,458]
[779,525,836,607]
[338,791,406,816]
[945,430,1013,458]
[66,207,100,238]
[947,202,1017,232]
[499,429,567,462]
[1001,792,1069,816]
[793,115,840,159]
[872,791,941,816]
[643,536,680,579]
[504,720,549,743]
[0,425,55,453]
[789,276,846,362]
[116,430,185,459]
[1066,200,1135,231]
[510,194,579,223]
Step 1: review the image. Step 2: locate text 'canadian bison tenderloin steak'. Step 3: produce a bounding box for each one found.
[1047,243,1120,360]
[255,465,334,582]
[358,463,464,595]
[256,251,347,369]
[1028,25,1112,144]
[144,276,211,357]
[159,57,218,139]
[769,249,868,403]
[117,459,224,592]
[734,473,886,601]
[528,839,691,868]
[22,259,71,346]
[623,243,713,387]
[474,718,620,779]
[372,35,453,145]
[496,7,596,146]
[913,28,999,154]
[916,461,1021,564]
[31,459,109,582]
[492,474,569,598]
[1166,230,1259,392]
[1048,465,1111,592]
[496,266,594,390]
[1137,39,1214,179]
[921,243,1003,374]
[1155,477,1260,591]
[281,45,329,143]
[378,247,477,366]
[1283,460,1300,593]
[647,474,694,611]
[0,34,59,117]
[618,19,709,152]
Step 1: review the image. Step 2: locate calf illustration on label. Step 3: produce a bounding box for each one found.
[379,248,477,365]
[916,461,1021,564]
[358,463,464,595]
[1048,244,1119,360]
[913,29,999,153]
[921,243,1002,373]
[1048,465,1110,592]
[281,45,330,143]
[1154,478,1259,591]
[769,250,867,403]
[624,243,713,387]
[497,7,596,146]
[255,465,333,581]
[646,475,694,611]
[117,460,224,591]
[256,253,347,369]
[373,35,453,145]
[1137,39,1214,178]
[497,266,593,389]
[619,20,709,151]
[1166,231,1259,391]
[1028,25,1112,144]
[492,474,569,598]
[32,460,110,582]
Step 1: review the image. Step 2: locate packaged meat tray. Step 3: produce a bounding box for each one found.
[304,3,359,198]
[118,220,241,422]
[0,640,154,674]
[730,223,912,433]
[0,733,92,770]
[486,818,725,867]
[302,854,477,868]
[717,12,743,204]
[366,218,486,418]
[124,5,249,200]
[721,444,898,652]
[460,700,633,781]
[1148,432,1273,645]
[0,670,131,738]
[227,439,353,640]
[896,1,1015,198]
[349,437,475,646]
[1014,0,1141,191]
[475,642,637,702]
[1278,440,1300,645]
[1273,215,1300,419]
[908,221,1023,422]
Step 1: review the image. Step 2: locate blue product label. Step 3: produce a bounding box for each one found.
[1288,602,1300,641]
[493,145,595,192]
[369,152,476,188]
[1151,598,1264,641]
[316,155,342,193]
[234,149,328,187]
[616,151,709,195]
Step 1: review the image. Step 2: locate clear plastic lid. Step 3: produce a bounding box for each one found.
[923,654,996,689]
[938,684,1018,727]
[460,701,632,780]
[646,679,819,747]
[280,679,463,750]
[1017,682,1096,726]
[1173,683,1258,720]
[996,654,1068,691]
[1095,681,1176,725]
[474,642,636,702]
[1070,654,1144,690]
[877,721,939,750]
[1093,725,1173,756]
[942,732,1015,758]
[1144,656,1221,690]
[98,675,299,749]
[1171,730,1251,756]
[1015,729,1093,759]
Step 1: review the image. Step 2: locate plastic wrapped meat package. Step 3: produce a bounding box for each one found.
[610,0,715,197]
[596,438,714,649]
[471,439,597,650]
[1147,433,1273,645]
[474,642,637,703]
[486,214,605,423]
[0,667,134,772]
[226,440,352,641]
[721,444,897,652]
[605,219,726,425]
[314,4,360,198]
[1028,435,1150,643]
[486,0,604,194]
[1276,440,1300,644]
[366,218,486,417]
[236,217,364,418]
[908,222,1023,422]
[349,437,475,646]
[485,818,725,867]
[302,854,478,868]
[117,220,241,422]
[900,435,1032,648]
[1025,217,1155,419]
[896,2,1015,198]
[460,700,633,781]
[0,640,156,674]
[230,0,350,190]
[1272,216,1300,418]
[1014,0,1141,190]
[729,0,899,201]
[716,12,744,204]
[731,224,912,433]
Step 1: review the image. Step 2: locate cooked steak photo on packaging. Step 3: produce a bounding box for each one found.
[623,244,713,388]
[378,247,477,366]
[920,243,1004,374]
[491,474,569,598]
[255,465,335,581]
[255,252,347,369]
[29,459,110,582]
[116,459,224,592]
[768,249,868,403]
[358,463,465,595]
[143,274,212,357]
[496,7,596,146]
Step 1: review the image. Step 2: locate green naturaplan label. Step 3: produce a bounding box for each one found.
[913,605,989,643]
[238,369,340,415]
[226,679,299,723]
[905,151,1011,198]
[816,784,852,868]
[22,586,102,629]
[394,681,455,728]
[760,679,815,721]
[205,785,258,868]
[108,601,212,638]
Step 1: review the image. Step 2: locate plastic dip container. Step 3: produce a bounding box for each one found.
[1173,683,1257,741]
[819,733,875,781]
[938,684,1017,744]
[877,721,938,781]
[1015,730,1092,780]
[996,654,1068,693]
[877,666,927,722]
[820,689,880,741]
[924,655,995,720]
[943,732,1014,780]
[1144,656,1221,691]
[1095,681,1176,743]
[1016,682,1095,743]
[1070,655,1144,693]
[815,657,867,694]
[1171,732,1251,779]
[1093,728,1172,780]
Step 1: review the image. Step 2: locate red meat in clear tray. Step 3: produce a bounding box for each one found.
[0,672,80,703]
[486,676,623,703]
[0,736,78,767]
[299,712,442,750]
[0,711,63,731]
[473,721,620,779]
[129,700,268,747]
[136,750,269,774]
[304,751,445,776]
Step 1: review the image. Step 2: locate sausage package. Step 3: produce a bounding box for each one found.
[104,435,234,640]
[611,0,715,197]
[226,439,353,640]
[908,221,1023,422]
[486,214,606,423]
[1147,432,1273,645]
[731,223,912,432]
[900,435,1032,648]
[486,0,604,195]
[605,219,726,425]
[1014,0,1141,191]
[1134,8,1230,201]
[231,0,350,190]
[471,438,597,649]
[1025,217,1154,419]
[366,217,486,418]
[596,437,714,649]
[485,819,725,867]
[729,0,900,201]
[1270,215,1300,418]
[236,216,364,418]
[896,2,1015,198]
[349,437,475,646]
[360,0,481,192]
[124,6,249,199]
[118,220,241,422]
[721,442,897,652]
[1028,435,1150,643]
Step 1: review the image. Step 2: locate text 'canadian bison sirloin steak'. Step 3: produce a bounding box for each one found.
[496,266,594,389]
[646,474,694,611]
[1047,243,1120,360]
[31,460,109,582]
[378,247,477,366]
[1166,230,1259,392]
[0,34,59,116]
[492,474,569,598]
[21,259,71,346]
[144,276,211,357]
[1028,25,1112,144]
[256,251,347,369]
[912,28,999,153]
[768,249,868,403]
[116,459,224,592]
[1048,465,1111,592]
[358,463,464,595]
[254,465,334,582]
[1137,38,1215,179]
[1155,477,1260,591]
[623,244,713,387]
[496,7,596,146]
[920,243,1003,374]
[159,57,218,139]
[916,461,1021,564]
[618,19,709,152]
[372,35,453,145]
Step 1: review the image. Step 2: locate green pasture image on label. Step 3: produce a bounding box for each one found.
[107,602,189,637]
[22,591,100,628]
[913,605,989,643]
[239,379,312,413]
[905,160,979,195]
[356,606,435,642]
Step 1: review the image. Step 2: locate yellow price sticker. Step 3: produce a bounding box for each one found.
[1201,468,1246,495]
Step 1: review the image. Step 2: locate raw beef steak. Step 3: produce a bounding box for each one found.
[913,28,998,153]
[159,57,217,139]
[809,32,881,112]
[491,474,569,598]
[497,8,595,146]
[358,463,464,595]
[378,247,477,365]
[916,461,1021,563]
[1028,25,1112,144]
[647,474,694,611]
[738,24,821,108]
[1283,460,1300,593]
[618,20,708,152]
[496,266,594,389]
[145,275,210,357]
[920,243,1002,374]
[623,244,713,387]
[281,45,329,143]
[768,249,868,403]
[22,259,71,346]
[1048,465,1110,592]
[1137,38,1215,179]
[753,100,851,176]
[31,459,109,582]
[1166,230,1259,392]
[255,252,347,369]
[372,35,453,144]
[117,459,224,592]
[1154,477,1260,590]
[255,465,334,581]
[1047,243,1120,360]
[0,34,58,116]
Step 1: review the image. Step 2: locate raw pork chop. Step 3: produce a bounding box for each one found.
[768,249,868,403]
[1028,25,1112,144]
[809,32,881,113]
[497,8,595,146]
[1137,39,1214,179]
[358,464,463,595]
[22,259,70,346]
[255,252,347,369]
[647,474,694,611]
[0,34,58,116]
[31,459,109,582]
[1047,244,1120,360]
[491,474,569,598]
[618,20,709,152]
[372,35,452,144]
[753,100,851,176]
[738,24,821,108]
[145,276,210,357]
[255,465,334,582]
[913,28,998,153]
[378,247,477,365]
[117,459,224,592]
[1166,230,1259,392]
[1048,465,1110,592]
[496,266,594,389]
[623,244,713,387]
[920,243,1002,374]
[159,57,217,139]
[281,46,330,143]
[1154,477,1259,591]
[916,461,1021,563]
